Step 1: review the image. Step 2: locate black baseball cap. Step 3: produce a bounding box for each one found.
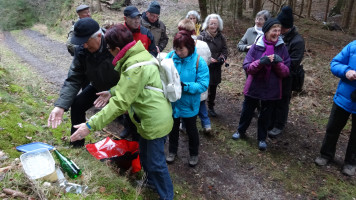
[71,18,100,45]
[124,6,142,18]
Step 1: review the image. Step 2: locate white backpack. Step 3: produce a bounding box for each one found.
[124,55,182,102]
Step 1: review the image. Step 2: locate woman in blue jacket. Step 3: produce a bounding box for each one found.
[165,30,209,167]
[315,40,356,176]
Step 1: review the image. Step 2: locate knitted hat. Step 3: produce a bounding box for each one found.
[262,18,280,33]
[147,1,160,15]
[71,18,100,45]
[277,6,294,28]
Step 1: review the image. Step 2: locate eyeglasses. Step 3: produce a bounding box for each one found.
[255,17,265,22]
[209,23,218,27]
[128,16,141,21]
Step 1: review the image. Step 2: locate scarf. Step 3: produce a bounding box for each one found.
[112,41,137,66]
[261,35,278,80]
[254,25,264,37]
[207,29,217,38]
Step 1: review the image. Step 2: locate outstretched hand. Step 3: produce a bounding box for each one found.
[47,107,64,128]
[94,91,111,108]
[70,123,90,142]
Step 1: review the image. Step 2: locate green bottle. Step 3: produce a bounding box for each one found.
[54,149,82,179]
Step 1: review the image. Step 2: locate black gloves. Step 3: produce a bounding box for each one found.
[273,54,283,63]
[181,82,187,90]
[218,57,225,65]
[260,56,271,65]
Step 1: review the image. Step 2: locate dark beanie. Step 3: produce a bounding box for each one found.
[262,18,280,33]
[147,1,160,15]
[277,6,294,28]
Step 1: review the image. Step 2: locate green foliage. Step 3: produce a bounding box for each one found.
[0,0,37,30]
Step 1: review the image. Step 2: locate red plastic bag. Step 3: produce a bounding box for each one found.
[86,137,141,173]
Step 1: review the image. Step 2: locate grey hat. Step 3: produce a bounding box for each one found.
[147,1,160,15]
[124,6,142,18]
[71,18,100,45]
[76,4,90,13]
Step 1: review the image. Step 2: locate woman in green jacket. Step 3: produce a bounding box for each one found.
[70,24,174,200]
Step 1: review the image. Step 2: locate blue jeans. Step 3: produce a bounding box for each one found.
[198,101,211,128]
[139,136,174,200]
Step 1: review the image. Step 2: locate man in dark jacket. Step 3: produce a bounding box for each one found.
[268,6,305,137]
[124,6,157,57]
[140,1,169,53]
[48,18,119,147]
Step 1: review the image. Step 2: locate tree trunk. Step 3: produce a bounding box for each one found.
[299,0,304,16]
[243,0,246,10]
[96,0,102,12]
[237,0,243,18]
[253,0,261,17]
[249,0,253,8]
[341,0,354,29]
[324,0,330,22]
[329,0,345,17]
[307,0,312,18]
[349,0,356,35]
[199,0,208,20]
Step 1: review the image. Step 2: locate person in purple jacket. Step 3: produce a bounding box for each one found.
[231,18,290,150]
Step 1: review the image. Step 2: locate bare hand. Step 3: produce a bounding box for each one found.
[94,91,111,108]
[346,70,356,81]
[267,55,274,62]
[70,123,90,142]
[156,46,160,53]
[48,107,64,128]
[246,45,251,49]
[211,58,218,63]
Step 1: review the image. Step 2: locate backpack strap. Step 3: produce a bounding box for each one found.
[124,60,158,72]
[195,55,200,81]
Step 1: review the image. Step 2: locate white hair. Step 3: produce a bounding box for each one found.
[90,28,103,38]
[202,14,223,31]
[256,10,271,21]
[186,10,200,22]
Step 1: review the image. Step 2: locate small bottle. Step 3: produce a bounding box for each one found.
[53,149,82,179]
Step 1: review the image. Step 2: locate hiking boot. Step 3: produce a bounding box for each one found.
[315,156,329,166]
[208,109,217,117]
[268,127,282,138]
[342,164,356,176]
[203,127,212,135]
[189,156,199,167]
[232,131,246,140]
[120,128,129,138]
[258,141,267,151]
[166,153,176,164]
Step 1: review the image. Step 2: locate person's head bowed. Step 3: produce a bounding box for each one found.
[186,10,200,25]
[178,19,196,35]
[202,14,223,32]
[173,30,195,58]
[105,24,134,56]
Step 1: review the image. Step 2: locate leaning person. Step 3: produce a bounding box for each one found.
[165,30,209,167]
[70,24,174,199]
[231,19,290,151]
[315,40,356,176]
[197,14,228,117]
[48,18,119,148]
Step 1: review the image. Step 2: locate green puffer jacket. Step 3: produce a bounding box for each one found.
[87,41,173,140]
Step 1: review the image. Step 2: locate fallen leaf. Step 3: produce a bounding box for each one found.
[99,187,106,193]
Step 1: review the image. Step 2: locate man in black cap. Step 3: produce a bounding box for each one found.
[48,18,119,147]
[123,6,157,57]
[66,4,92,56]
[141,1,169,53]
[268,6,305,138]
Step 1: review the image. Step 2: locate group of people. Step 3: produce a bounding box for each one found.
[46,1,356,199]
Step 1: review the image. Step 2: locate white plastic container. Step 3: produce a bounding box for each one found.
[20,148,55,179]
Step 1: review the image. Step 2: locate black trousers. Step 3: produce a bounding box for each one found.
[269,95,291,130]
[70,85,98,147]
[208,84,218,110]
[320,103,356,165]
[169,116,199,156]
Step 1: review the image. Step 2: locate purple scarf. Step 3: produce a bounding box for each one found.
[261,36,278,80]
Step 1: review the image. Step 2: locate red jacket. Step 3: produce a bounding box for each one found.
[125,23,157,57]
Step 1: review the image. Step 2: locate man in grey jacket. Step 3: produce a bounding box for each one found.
[140,1,168,52]
[48,18,119,147]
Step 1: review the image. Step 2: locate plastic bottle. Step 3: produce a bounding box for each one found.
[53,149,82,179]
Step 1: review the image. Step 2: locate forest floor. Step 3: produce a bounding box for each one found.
[2,0,356,199]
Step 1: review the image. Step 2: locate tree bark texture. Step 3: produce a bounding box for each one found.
[199,0,208,20]
[249,0,253,8]
[253,0,262,17]
[341,0,354,29]
[307,0,312,18]
[324,0,330,22]
[349,0,356,34]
